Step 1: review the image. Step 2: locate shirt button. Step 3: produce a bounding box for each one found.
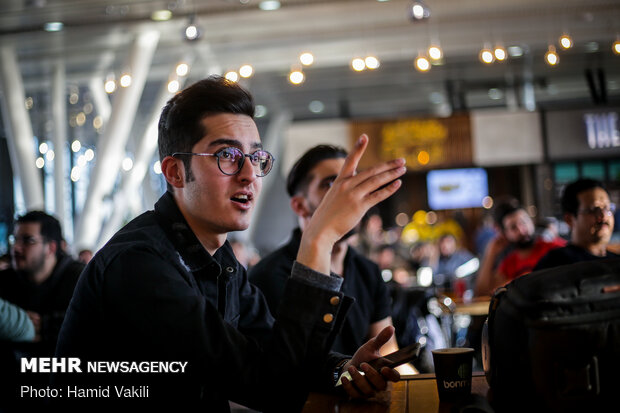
[226,266,234,273]
[330,296,340,306]
[323,313,334,324]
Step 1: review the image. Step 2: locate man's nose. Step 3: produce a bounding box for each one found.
[237,156,257,182]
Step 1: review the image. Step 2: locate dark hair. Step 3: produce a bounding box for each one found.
[561,178,607,216]
[492,196,523,229]
[286,145,348,197]
[16,211,63,257]
[158,76,255,190]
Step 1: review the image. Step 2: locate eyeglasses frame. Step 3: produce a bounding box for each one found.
[172,147,275,177]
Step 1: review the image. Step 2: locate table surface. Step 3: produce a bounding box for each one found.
[302,372,489,413]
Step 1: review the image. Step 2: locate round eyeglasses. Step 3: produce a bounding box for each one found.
[172,147,275,177]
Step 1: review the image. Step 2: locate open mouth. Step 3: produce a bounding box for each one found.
[231,193,251,204]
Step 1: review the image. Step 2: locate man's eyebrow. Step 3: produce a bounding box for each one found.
[207,138,263,150]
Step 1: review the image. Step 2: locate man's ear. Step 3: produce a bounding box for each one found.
[564,212,576,229]
[46,239,58,258]
[290,195,310,219]
[161,156,185,189]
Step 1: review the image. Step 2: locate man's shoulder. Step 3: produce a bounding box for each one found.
[249,243,294,281]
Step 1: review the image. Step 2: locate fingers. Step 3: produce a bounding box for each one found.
[369,325,395,352]
[380,367,401,382]
[339,134,368,179]
[341,364,386,398]
[352,158,406,194]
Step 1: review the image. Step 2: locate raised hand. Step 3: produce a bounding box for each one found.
[297,135,406,274]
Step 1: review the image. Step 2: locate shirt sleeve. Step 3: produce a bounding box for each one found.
[0,298,35,342]
[291,260,343,292]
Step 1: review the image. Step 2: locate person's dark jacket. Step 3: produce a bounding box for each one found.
[53,192,351,412]
[250,228,391,355]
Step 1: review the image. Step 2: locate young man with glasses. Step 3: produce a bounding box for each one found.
[54,76,406,411]
[534,179,617,270]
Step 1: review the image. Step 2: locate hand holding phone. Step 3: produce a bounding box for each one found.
[366,342,421,371]
[335,342,421,386]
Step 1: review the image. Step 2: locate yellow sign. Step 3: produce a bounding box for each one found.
[381,119,448,168]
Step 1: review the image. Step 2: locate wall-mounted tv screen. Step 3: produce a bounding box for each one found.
[426,168,488,210]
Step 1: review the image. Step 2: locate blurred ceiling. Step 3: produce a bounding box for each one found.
[1,0,620,142]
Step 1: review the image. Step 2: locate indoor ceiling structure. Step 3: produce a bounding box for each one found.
[1,0,619,130]
[1,0,619,248]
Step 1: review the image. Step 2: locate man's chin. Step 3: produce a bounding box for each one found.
[516,238,535,249]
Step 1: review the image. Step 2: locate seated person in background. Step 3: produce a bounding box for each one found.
[250,145,415,374]
[474,198,565,296]
[55,77,405,410]
[0,211,84,353]
[77,248,94,264]
[535,178,617,270]
[0,211,84,408]
[431,233,475,294]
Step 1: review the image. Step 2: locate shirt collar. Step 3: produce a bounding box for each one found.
[154,192,220,272]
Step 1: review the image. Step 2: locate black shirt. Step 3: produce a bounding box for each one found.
[250,228,391,355]
[534,243,620,271]
[53,192,350,412]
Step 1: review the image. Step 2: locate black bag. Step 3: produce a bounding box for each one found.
[482,257,620,412]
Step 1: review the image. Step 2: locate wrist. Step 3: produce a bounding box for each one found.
[297,232,335,275]
[333,358,351,385]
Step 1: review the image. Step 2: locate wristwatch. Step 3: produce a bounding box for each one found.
[333,358,350,385]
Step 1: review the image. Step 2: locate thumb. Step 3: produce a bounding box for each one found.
[368,325,394,351]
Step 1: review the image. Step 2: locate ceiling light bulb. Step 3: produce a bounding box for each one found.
[415,55,430,72]
[613,40,620,55]
[351,58,366,71]
[71,140,81,152]
[365,56,380,69]
[299,52,314,66]
[153,161,162,175]
[151,10,172,21]
[39,142,49,154]
[239,64,254,78]
[176,63,189,77]
[545,45,559,66]
[119,74,132,87]
[104,79,116,94]
[410,1,430,21]
[289,70,305,85]
[122,157,133,172]
[428,45,443,60]
[70,167,81,182]
[259,1,281,11]
[225,71,239,82]
[168,80,180,93]
[44,22,64,32]
[185,24,199,41]
[559,34,573,50]
[494,46,507,61]
[479,48,495,64]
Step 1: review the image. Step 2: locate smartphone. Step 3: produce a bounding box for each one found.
[335,342,421,386]
[366,342,421,371]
